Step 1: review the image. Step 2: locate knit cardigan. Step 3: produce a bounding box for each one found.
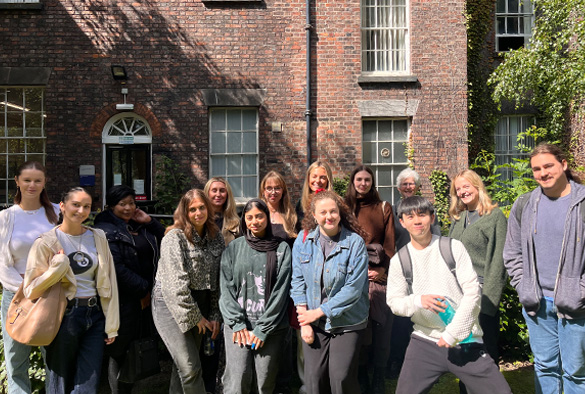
[449,208,508,317]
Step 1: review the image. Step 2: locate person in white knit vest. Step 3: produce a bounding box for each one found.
[386,196,511,394]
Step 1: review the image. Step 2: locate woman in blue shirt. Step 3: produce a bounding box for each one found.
[291,190,369,394]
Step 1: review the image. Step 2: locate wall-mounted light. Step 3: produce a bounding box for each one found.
[111,65,128,82]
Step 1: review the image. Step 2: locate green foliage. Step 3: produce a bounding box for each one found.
[332,175,350,197]
[429,170,451,235]
[465,0,500,159]
[489,0,585,140]
[470,127,553,361]
[153,155,191,215]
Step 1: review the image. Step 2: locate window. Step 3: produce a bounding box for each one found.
[209,108,258,200]
[102,113,152,200]
[362,118,409,204]
[0,87,45,205]
[361,0,408,74]
[496,0,533,52]
[495,115,535,181]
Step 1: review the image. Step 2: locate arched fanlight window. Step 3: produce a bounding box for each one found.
[102,113,152,144]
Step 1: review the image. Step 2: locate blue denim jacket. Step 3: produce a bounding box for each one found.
[291,225,369,331]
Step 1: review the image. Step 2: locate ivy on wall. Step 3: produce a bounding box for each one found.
[465,0,500,161]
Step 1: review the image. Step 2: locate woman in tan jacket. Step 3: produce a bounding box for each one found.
[24,187,119,394]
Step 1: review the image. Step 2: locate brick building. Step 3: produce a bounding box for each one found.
[0,0,468,209]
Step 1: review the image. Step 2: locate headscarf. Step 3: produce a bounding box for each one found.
[240,198,281,301]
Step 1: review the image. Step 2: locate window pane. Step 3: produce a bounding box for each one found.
[379,142,393,163]
[227,110,241,131]
[496,0,506,13]
[26,139,44,153]
[394,120,408,140]
[394,143,407,163]
[211,156,226,176]
[227,132,242,154]
[210,111,226,131]
[363,142,375,163]
[7,89,23,108]
[228,156,240,175]
[24,89,42,112]
[243,177,256,198]
[363,121,376,141]
[242,132,256,153]
[7,139,24,153]
[242,155,255,175]
[211,131,226,154]
[242,109,256,130]
[7,113,23,136]
[378,121,392,140]
[229,178,242,198]
[509,0,519,12]
[27,154,44,164]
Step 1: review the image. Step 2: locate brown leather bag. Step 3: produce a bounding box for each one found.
[5,282,67,346]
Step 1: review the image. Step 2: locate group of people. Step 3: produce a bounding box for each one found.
[0,141,583,394]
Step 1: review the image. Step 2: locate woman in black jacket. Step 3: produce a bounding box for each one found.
[93,185,165,394]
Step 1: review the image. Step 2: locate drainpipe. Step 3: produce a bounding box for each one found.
[305,0,312,166]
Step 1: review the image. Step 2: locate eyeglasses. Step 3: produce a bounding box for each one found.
[401,182,416,187]
[265,187,283,193]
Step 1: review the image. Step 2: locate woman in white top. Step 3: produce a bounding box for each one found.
[23,187,119,394]
[0,161,59,394]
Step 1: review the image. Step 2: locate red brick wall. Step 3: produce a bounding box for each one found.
[0,0,467,205]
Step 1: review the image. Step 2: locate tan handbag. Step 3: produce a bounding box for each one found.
[5,281,67,346]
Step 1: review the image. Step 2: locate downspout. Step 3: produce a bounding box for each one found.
[305,0,312,166]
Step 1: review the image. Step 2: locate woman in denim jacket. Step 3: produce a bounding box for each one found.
[291,190,369,394]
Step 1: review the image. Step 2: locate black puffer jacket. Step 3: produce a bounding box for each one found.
[93,210,165,308]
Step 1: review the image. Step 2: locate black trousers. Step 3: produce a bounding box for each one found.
[302,326,364,394]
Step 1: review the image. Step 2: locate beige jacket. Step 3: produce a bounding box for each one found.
[23,226,120,338]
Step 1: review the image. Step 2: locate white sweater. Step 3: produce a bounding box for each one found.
[387,235,482,346]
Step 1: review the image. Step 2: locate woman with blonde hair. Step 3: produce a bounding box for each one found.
[295,161,333,231]
[152,189,225,393]
[204,177,240,245]
[449,169,507,390]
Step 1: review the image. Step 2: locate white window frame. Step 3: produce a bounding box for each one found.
[496,0,533,52]
[0,87,46,205]
[494,115,535,181]
[209,108,259,202]
[362,118,410,204]
[361,0,410,75]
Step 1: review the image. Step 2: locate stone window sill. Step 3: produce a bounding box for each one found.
[358,75,419,84]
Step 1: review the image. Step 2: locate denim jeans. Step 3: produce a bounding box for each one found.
[151,286,206,394]
[1,288,32,394]
[523,298,585,394]
[44,302,106,394]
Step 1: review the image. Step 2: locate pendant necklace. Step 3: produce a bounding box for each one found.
[63,230,85,264]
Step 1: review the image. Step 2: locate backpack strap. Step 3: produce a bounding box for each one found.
[397,236,461,295]
[513,192,531,225]
[397,245,413,294]
[438,236,462,293]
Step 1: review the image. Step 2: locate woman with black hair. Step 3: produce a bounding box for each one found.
[93,185,165,393]
[219,198,292,394]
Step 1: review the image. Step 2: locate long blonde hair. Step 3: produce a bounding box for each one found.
[259,171,297,238]
[203,177,239,237]
[449,169,498,220]
[300,161,333,212]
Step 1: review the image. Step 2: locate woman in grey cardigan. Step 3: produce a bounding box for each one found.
[152,189,225,393]
[449,169,507,381]
[219,198,292,394]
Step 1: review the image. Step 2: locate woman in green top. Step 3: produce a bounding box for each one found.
[449,169,507,374]
[219,198,292,394]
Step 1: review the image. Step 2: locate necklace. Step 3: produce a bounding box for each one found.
[61,231,86,264]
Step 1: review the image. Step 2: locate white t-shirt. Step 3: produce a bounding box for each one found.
[56,229,98,297]
[10,206,56,275]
